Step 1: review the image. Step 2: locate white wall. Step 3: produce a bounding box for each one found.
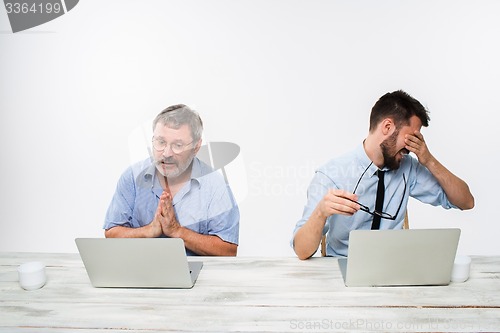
[1,0,498,256]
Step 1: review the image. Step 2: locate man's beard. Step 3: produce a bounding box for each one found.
[380,130,408,170]
[155,155,194,178]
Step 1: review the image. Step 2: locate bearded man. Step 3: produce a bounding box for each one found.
[292,90,474,259]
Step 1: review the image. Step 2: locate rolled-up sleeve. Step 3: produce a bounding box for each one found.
[103,168,136,230]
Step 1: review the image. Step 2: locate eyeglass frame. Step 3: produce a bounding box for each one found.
[151,136,195,155]
[345,162,407,220]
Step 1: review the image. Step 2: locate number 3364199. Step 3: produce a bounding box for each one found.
[5,2,62,14]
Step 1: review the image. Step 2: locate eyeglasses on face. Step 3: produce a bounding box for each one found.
[345,163,406,220]
[152,137,194,155]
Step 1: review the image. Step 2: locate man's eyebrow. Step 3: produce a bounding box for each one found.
[153,136,187,143]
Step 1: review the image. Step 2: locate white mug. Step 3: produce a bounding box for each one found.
[451,255,471,283]
[18,261,47,290]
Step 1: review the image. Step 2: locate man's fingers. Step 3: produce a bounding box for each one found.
[325,190,360,215]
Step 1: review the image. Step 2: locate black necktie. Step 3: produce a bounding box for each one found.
[371,170,385,230]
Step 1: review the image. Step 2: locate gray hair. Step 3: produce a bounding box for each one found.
[152,104,203,142]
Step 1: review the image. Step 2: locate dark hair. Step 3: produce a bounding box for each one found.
[369,90,430,132]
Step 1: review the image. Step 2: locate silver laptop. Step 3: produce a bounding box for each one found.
[75,238,203,289]
[341,228,460,287]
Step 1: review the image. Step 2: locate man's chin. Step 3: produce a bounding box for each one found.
[156,165,180,178]
[385,158,402,170]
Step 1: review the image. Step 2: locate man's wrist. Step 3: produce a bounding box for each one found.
[313,206,329,222]
[170,224,184,239]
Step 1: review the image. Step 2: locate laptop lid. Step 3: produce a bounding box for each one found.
[344,228,460,287]
[75,238,203,289]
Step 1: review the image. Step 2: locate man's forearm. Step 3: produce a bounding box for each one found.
[174,227,237,256]
[104,225,155,238]
[293,208,326,260]
[105,225,236,255]
[424,156,475,210]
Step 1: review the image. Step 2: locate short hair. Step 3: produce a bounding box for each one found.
[152,104,203,142]
[369,90,430,132]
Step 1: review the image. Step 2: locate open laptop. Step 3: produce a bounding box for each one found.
[75,238,203,289]
[339,228,460,287]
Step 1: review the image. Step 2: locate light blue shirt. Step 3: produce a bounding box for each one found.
[104,157,239,256]
[292,144,456,257]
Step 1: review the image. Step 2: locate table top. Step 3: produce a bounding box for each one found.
[1,253,499,332]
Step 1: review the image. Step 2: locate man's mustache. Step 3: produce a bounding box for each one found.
[156,157,177,164]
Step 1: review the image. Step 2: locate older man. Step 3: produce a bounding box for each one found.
[104,104,239,256]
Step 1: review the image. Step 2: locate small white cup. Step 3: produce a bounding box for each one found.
[451,255,471,283]
[18,261,46,290]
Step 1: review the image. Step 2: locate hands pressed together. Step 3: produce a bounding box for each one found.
[149,191,183,238]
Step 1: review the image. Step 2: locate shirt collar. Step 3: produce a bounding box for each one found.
[190,157,204,181]
[355,143,384,178]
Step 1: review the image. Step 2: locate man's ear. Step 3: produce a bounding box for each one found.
[380,118,395,136]
[193,139,202,154]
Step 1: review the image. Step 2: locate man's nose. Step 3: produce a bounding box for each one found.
[162,145,174,157]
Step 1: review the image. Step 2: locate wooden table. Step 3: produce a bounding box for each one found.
[1,253,499,332]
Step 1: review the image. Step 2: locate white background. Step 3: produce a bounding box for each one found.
[1,0,498,256]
